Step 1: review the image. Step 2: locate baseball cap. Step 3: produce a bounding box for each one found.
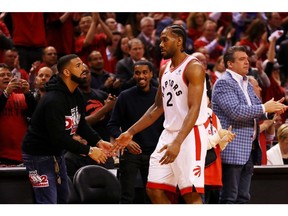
[262,58,280,70]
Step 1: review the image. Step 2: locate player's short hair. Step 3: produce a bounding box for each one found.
[166,24,187,52]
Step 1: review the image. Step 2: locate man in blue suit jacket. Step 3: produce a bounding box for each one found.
[212,45,287,204]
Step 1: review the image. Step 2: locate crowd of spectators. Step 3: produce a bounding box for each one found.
[1,11,288,204]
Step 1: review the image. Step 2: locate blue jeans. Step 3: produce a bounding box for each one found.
[219,153,254,204]
[22,154,69,204]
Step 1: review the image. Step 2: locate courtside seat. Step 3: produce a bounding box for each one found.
[250,165,288,204]
[73,165,121,204]
[0,167,35,204]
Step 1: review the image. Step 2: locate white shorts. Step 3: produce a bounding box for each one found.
[147,125,207,195]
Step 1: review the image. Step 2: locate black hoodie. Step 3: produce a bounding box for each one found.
[22,75,101,156]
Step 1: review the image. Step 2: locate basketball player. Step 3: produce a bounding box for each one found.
[113,24,208,204]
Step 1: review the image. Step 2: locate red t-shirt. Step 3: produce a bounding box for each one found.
[11,12,46,47]
[0,93,28,162]
[45,13,74,55]
[74,33,110,71]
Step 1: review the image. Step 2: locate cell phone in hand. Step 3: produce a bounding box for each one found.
[13,71,21,81]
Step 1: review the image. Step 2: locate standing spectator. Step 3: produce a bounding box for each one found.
[21,54,112,204]
[267,123,288,165]
[0,19,13,63]
[87,50,121,96]
[192,52,214,90]
[104,16,125,35]
[137,16,162,75]
[10,12,46,72]
[0,63,35,166]
[125,13,147,39]
[237,18,268,60]
[194,20,234,67]
[40,46,58,69]
[3,49,29,81]
[248,75,276,165]
[65,64,116,180]
[261,36,287,124]
[115,38,158,92]
[105,31,122,65]
[74,12,113,71]
[212,45,287,204]
[109,35,130,74]
[28,46,58,90]
[186,12,208,42]
[45,12,75,58]
[107,60,164,204]
[113,24,208,204]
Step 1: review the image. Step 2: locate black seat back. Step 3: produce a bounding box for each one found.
[73,165,120,204]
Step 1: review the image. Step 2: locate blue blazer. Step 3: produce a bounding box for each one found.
[212,71,265,165]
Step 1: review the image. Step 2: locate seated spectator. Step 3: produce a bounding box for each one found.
[267,123,288,165]
[0,63,36,166]
[87,50,121,96]
[212,55,226,79]
[115,38,158,92]
[32,66,53,102]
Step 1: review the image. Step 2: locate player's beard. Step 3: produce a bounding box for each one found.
[71,73,86,85]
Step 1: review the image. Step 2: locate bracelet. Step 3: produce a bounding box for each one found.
[3,89,10,98]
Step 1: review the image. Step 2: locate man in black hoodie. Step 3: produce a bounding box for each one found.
[22,54,112,204]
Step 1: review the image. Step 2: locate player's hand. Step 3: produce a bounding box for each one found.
[158,143,180,165]
[112,131,133,154]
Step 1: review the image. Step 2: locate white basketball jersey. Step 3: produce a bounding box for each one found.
[161,55,207,131]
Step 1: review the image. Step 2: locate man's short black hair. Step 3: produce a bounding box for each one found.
[166,24,187,52]
[133,60,153,72]
[57,54,79,74]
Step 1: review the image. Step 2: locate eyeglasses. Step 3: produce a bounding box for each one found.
[0,73,12,78]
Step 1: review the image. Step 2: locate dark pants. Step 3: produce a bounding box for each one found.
[119,151,151,204]
[22,154,69,204]
[219,152,254,204]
